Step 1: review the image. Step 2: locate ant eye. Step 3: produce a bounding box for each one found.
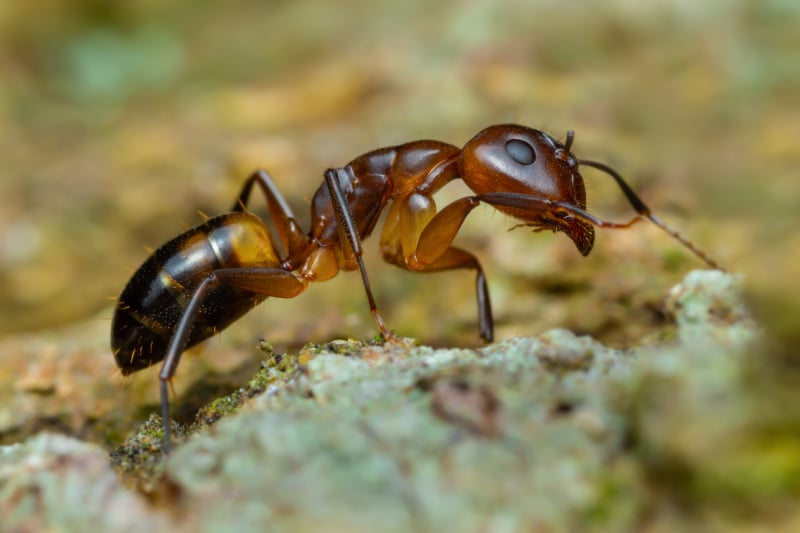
[505,139,535,165]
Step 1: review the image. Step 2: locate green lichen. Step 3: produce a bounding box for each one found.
[109,414,183,490]
[1,433,172,531]
[9,270,792,531]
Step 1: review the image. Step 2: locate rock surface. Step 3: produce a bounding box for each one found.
[4,270,795,532]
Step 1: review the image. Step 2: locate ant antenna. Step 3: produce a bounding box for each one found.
[578,159,726,272]
[555,130,576,163]
[563,130,575,153]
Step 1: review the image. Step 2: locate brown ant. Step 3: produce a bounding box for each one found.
[111,124,723,452]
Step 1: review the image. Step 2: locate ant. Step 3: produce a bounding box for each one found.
[112,123,724,452]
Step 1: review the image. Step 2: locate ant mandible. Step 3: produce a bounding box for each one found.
[112,123,724,452]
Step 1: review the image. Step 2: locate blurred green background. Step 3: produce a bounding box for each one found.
[1,0,798,349]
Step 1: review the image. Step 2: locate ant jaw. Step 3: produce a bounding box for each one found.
[535,210,595,256]
[562,218,595,256]
[512,216,595,256]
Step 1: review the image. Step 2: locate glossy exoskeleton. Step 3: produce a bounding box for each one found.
[112,124,723,451]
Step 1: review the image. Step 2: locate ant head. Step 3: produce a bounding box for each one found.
[460,124,595,255]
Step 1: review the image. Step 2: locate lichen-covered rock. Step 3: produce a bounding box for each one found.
[4,270,795,532]
[158,332,632,532]
[0,433,170,532]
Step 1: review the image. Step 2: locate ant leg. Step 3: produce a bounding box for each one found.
[232,169,308,261]
[413,247,493,342]
[158,267,305,453]
[382,195,493,341]
[324,169,393,340]
[413,197,481,263]
[413,198,493,341]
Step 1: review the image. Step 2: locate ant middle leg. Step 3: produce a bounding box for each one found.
[323,169,394,340]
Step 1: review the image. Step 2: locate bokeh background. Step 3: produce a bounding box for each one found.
[1,0,797,352]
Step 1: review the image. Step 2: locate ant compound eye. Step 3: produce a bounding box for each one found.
[504,139,536,165]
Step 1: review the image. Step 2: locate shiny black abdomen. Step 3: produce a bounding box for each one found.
[111,212,280,375]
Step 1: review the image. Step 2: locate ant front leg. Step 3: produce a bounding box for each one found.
[232,169,309,261]
[324,169,394,341]
[382,194,494,342]
[158,267,306,453]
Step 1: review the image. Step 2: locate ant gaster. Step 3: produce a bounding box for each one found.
[111,124,724,452]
